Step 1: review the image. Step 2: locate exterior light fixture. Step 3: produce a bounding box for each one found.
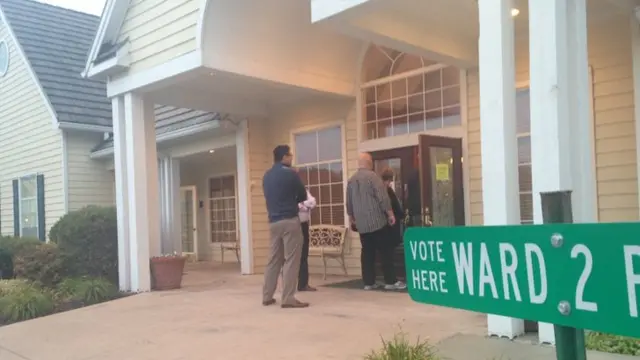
[511,8,520,16]
[209,149,215,153]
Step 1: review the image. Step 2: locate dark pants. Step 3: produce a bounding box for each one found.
[360,226,397,286]
[298,221,310,289]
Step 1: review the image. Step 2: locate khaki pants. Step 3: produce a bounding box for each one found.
[262,217,303,305]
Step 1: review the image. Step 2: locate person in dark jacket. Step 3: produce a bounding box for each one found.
[380,168,403,248]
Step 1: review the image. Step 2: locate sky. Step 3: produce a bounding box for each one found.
[37,0,106,15]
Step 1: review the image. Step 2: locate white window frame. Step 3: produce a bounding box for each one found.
[360,60,463,141]
[207,173,238,244]
[290,122,348,226]
[18,174,39,238]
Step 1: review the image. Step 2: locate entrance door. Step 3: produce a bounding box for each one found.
[180,186,198,257]
[418,135,465,226]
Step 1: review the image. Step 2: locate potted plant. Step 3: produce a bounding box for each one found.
[150,252,187,291]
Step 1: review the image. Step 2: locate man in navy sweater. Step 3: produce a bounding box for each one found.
[262,145,309,308]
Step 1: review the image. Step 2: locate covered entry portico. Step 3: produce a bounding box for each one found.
[86,0,640,347]
[313,0,640,343]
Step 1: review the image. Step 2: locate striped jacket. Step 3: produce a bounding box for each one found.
[346,168,392,234]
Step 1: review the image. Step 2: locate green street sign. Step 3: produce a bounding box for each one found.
[404,222,640,338]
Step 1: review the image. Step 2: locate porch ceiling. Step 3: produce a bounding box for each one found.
[145,67,349,117]
[313,0,636,68]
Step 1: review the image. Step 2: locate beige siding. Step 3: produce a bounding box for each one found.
[466,18,638,225]
[249,99,360,276]
[0,22,64,238]
[117,0,199,75]
[65,132,116,211]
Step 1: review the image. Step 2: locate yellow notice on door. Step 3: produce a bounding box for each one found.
[435,164,450,181]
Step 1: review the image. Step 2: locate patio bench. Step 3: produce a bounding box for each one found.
[308,225,349,280]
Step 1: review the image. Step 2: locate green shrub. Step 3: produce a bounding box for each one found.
[49,206,118,285]
[0,236,44,281]
[365,332,439,360]
[12,243,65,287]
[0,279,31,296]
[0,283,55,323]
[56,277,117,305]
[586,332,640,355]
[0,236,42,256]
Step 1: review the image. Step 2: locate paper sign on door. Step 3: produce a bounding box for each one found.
[435,164,450,181]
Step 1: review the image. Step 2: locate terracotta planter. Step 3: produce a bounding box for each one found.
[150,256,187,291]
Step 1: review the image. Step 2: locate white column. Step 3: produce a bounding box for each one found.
[478,0,524,339]
[112,96,131,292]
[236,119,253,274]
[159,156,182,255]
[123,92,161,292]
[529,0,591,344]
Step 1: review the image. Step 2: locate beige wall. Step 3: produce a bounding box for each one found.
[467,17,638,225]
[115,0,199,77]
[65,132,116,211]
[0,21,64,238]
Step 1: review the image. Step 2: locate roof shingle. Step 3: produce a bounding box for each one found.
[0,0,112,127]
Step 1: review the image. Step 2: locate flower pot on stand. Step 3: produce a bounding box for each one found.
[150,255,187,290]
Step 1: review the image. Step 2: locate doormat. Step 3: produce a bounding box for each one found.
[321,278,408,293]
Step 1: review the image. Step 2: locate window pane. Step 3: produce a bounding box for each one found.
[408,112,425,133]
[377,101,391,120]
[365,104,376,122]
[319,185,331,205]
[407,74,424,95]
[443,106,461,127]
[307,165,320,186]
[518,136,531,164]
[364,87,376,105]
[317,127,342,162]
[442,86,460,107]
[376,83,390,102]
[425,90,441,111]
[20,176,37,198]
[318,164,330,183]
[425,110,442,129]
[391,78,407,98]
[408,93,424,113]
[516,89,530,134]
[294,132,317,164]
[519,193,533,222]
[442,67,460,87]
[329,162,343,182]
[425,71,441,91]
[330,205,345,225]
[518,164,532,192]
[330,183,344,203]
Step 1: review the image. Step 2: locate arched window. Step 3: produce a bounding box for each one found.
[361,45,462,140]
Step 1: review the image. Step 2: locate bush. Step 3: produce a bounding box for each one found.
[56,277,117,305]
[0,279,31,296]
[12,243,65,287]
[49,206,118,285]
[586,332,640,355]
[0,236,44,281]
[365,331,439,360]
[0,282,55,323]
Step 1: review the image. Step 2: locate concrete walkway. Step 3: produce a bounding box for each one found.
[0,263,485,360]
[0,263,633,360]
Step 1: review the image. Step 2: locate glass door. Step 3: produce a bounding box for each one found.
[180,186,198,256]
[418,135,465,226]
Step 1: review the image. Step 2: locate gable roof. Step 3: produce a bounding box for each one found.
[0,0,112,127]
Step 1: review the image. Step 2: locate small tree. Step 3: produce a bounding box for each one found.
[49,206,118,285]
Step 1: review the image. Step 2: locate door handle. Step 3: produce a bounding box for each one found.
[422,207,432,227]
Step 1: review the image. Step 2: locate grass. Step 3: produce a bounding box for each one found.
[365,330,440,360]
[585,332,640,356]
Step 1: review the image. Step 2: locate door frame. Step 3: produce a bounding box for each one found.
[419,135,465,226]
[180,185,199,257]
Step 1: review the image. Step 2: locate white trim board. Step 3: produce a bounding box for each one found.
[82,0,130,78]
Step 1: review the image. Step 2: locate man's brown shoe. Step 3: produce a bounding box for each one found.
[262,299,276,306]
[298,285,317,292]
[281,300,309,309]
